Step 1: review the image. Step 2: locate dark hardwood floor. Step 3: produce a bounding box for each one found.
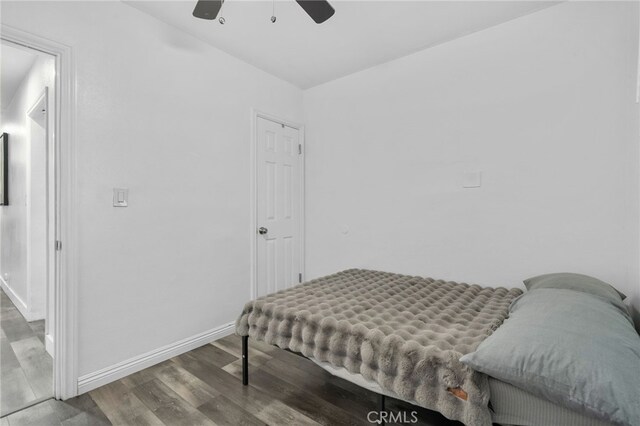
[1,334,462,426]
[1,289,53,417]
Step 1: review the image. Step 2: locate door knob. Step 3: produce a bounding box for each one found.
[258,227,268,235]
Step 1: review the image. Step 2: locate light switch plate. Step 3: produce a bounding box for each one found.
[462,171,482,188]
[113,188,128,207]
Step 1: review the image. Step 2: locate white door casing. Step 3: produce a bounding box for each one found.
[254,115,303,297]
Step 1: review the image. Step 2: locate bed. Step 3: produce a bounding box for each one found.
[236,269,521,425]
[235,269,638,426]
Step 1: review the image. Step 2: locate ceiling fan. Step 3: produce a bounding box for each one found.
[193,0,335,24]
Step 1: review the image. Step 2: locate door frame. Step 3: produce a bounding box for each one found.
[249,109,305,300]
[1,26,79,400]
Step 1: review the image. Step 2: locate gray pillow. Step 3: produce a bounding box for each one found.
[460,289,640,426]
[524,272,626,302]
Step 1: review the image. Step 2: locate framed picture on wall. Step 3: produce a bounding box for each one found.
[0,133,8,205]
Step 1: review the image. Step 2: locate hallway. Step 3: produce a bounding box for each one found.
[0,288,52,416]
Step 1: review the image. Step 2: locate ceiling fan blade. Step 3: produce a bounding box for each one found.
[295,0,335,24]
[193,0,224,20]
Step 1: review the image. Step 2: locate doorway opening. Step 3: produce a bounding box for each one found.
[1,40,56,416]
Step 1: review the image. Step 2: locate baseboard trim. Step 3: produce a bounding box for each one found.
[77,321,235,394]
[45,334,54,357]
[0,276,35,321]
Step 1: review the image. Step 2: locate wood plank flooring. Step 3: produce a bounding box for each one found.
[1,289,53,416]
[2,334,463,425]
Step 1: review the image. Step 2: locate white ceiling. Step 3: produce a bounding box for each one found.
[126,1,559,89]
[1,43,37,110]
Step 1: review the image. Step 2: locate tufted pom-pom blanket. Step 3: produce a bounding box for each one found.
[236,269,522,426]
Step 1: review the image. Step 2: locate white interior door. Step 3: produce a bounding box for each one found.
[256,116,302,297]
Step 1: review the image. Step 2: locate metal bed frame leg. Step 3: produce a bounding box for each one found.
[242,335,249,386]
[379,394,386,425]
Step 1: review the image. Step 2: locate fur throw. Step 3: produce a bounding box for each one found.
[236,269,522,426]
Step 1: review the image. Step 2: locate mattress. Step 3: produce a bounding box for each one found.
[310,360,614,426]
[488,379,615,426]
[236,269,522,426]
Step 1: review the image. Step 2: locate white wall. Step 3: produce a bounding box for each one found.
[303,2,640,325]
[1,1,303,378]
[0,53,54,322]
